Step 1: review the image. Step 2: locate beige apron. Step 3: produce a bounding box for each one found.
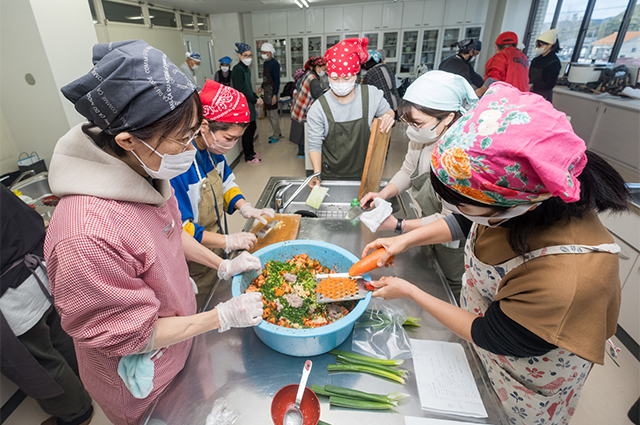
[189,160,225,310]
[463,223,620,424]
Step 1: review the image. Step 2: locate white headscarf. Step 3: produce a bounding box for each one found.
[403,70,478,113]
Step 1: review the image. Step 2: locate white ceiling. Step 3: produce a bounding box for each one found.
[148,0,396,15]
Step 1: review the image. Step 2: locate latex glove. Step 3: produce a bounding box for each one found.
[218,251,262,281]
[224,232,257,253]
[239,203,275,225]
[216,292,263,332]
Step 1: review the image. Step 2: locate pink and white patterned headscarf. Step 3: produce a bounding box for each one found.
[431,82,587,206]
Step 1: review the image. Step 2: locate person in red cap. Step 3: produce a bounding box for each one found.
[306,38,395,186]
[170,79,274,309]
[476,31,530,96]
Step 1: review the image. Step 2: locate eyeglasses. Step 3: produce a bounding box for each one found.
[399,115,444,131]
[161,128,200,152]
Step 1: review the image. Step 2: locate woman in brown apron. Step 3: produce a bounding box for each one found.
[362,83,629,424]
[360,71,478,300]
[171,80,275,309]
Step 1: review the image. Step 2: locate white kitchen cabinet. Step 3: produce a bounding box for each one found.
[362,3,383,31]
[305,9,324,34]
[402,1,425,28]
[423,0,446,27]
[269,12,288,36]
[252,12,270,37]
[382,3,403,29]
[610,234,640,289]
[399,29,420,76]
[343,5,362,33]
[324,6,343,33]
[443,0,467,25]
[590,104,640,175]
[552,91,600,143]
[287,10,306,35]
[464,0,490,25]
[618,257,639,344]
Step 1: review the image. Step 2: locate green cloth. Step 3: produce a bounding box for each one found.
[231,62,259,121]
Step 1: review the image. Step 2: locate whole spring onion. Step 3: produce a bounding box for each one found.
[329,349,404,366]
[327,363,406,385]
[324,385,407,405]
[335,354,408,378]
[310,384,332,397]
[403,316,422,327]
[329,395,396,410]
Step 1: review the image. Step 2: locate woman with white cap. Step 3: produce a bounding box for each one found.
[361,70,477,298]
[44,40,263,424]
[529,29,562,101]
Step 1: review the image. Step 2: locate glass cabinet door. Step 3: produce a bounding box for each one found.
[255,39,269,80]
[344,34,359,40]
[441,28,461,62]
[326,35,341,51]
[383,32,399,62]
[400,30,419,74]
[364,32,379,50]
[290,36,305,74]
[464,26,482,40]
[420,29,440,71]
[272,38,288,79]
[308,36,323,59]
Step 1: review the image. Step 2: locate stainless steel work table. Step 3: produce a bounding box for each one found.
[142,179,507,425]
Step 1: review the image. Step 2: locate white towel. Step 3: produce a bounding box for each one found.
[360,197,393,232]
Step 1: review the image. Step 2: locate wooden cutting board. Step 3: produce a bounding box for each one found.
[359,117,392,200]
[249,213,301,253]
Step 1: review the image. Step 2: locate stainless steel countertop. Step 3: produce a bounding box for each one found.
[141,180,507,425]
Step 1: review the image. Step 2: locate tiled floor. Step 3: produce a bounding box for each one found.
[5,116,638,425]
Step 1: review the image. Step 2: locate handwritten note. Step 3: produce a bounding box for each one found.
[410,339,488,418]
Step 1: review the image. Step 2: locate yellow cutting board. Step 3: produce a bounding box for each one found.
[249,213,301,253]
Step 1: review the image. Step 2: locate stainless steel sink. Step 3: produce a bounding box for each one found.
[253,177,418,220]
[10,172,52,200]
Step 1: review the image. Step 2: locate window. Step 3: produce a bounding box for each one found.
[578,0,630,62]
[526,0,560,57]
[102,1,144,24]
[88,0,98,24]
[616,1,640,67]
[196,16,209,31]
[149,8,177,28]
[181,14,195,30]
[554,0,590,61]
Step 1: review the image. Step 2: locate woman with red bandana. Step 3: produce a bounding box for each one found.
[362,83,630,424]
[306,38,395,187]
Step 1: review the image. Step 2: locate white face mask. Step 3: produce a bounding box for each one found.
[206,131,237,155]
[405,119,445,145]
[330,80,356,97]
[221,66,229,72]
[241,58,252,66]
[131,139,196,180]
[318,70,326,77]
[441,198,540,228]
[534,47,547,56]
[261,53,269,60]
[191,64,199,71]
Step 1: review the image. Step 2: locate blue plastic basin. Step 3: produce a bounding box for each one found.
[231,240,371,357]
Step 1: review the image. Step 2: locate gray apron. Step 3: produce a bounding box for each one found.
[318,85,370,180]
[409,147,466,301]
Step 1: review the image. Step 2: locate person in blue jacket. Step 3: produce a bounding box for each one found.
[171,80,275,308]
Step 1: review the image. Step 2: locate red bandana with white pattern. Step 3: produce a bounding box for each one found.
[324,38,369,77]
[200,79,250,123]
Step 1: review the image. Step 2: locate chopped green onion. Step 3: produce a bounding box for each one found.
[329,349,404,366]
[324,385,398,405]
[327,363,406,385]
[329,395,396,410]
[336,354,408,378]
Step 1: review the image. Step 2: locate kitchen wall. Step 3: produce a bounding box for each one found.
[0,0,97,175]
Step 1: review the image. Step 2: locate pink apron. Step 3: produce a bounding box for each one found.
[462,224,620,424]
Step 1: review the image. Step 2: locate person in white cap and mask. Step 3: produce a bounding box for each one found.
[529,29,561,101]
[360,70,477,299]
[260,42,282,144]
[181,51,202,88]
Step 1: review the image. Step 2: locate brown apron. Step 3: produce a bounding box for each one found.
[188,161,226,310]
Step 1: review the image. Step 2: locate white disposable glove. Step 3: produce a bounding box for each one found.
[217,251,262,281]
[224,232,257,253]
[216,292,263,332]
[239,203,275,225]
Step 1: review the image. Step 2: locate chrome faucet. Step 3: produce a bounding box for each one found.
[281,172,321,213]
[9,170,36,190]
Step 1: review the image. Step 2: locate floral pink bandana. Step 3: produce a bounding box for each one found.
[325,38,369,77]
[431,82,587,206]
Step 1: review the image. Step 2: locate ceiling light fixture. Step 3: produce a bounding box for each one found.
[300,0,309,7]
[293,0,303,8]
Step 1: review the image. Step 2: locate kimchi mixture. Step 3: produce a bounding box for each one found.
[245,254,356,328]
